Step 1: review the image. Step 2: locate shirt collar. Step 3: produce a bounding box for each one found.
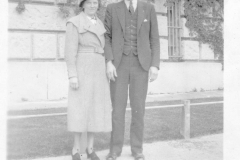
[124,0,138,10]
[83,11,96,20]
[83,11,97,24]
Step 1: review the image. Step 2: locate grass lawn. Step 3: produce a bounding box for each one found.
[7,102,223,160]
[8,97,223,116]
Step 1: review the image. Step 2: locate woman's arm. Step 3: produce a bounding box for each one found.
[64,22,79,79]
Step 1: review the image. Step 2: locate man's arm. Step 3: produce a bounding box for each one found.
[104,4,117,81]
[104,4,114,62]
[149,5,160,70]
[149,5,160,82]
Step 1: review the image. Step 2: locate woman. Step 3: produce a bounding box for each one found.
[64,0,112,159]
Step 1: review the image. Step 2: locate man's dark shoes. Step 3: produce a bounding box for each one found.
[106,152,118,160]
[86,149,100,160]
[72,152,81,160]
[133,153,145,160]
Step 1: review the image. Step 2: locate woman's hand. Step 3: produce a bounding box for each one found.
[69,77,79,90]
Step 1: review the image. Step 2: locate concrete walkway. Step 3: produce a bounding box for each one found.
[29,134,223,160]
[146,90,223,102]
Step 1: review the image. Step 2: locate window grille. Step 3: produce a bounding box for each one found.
[167,1,182,60]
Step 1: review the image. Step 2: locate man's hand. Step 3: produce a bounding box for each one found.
[69,77,79,90]
[107,61,117,81]
[149,66,158,82]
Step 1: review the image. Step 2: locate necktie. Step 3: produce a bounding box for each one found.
[129,0,134,14]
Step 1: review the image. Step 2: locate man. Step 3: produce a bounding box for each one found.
[104,0,160,159]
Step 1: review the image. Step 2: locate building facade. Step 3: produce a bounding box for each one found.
[8,0,223,106]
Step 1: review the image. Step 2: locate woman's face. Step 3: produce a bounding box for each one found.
[83,0,99,16]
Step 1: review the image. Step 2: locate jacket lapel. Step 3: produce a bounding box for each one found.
[137,1,146,34]
[116,1,126,35]
[94,18,106,48]
[80,12,106,47]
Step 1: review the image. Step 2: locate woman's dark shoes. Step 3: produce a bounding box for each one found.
[86,148,100,160]
[72,152,82,160]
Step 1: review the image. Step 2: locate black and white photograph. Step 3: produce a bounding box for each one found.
[1,0,239,160]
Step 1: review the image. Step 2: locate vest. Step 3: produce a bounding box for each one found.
[123,5,138,55]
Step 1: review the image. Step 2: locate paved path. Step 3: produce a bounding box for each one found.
[146,90,223,102]
[29,134,223,160]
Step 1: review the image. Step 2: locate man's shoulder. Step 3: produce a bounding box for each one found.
[106,0,154,9]
[139,0,154,8]
[106,1,120,9]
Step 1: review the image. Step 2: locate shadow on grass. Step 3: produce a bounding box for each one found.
[7,104,223,160]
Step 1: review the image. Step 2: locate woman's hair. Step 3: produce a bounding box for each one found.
[79,0,102,11]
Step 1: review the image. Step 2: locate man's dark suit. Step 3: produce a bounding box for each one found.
[104,0,160,157]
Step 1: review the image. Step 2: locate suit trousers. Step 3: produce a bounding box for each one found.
[110,52,149,155]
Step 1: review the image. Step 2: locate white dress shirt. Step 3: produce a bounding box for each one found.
[124,0,138,12]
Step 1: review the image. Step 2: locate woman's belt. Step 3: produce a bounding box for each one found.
[78,47,104,54]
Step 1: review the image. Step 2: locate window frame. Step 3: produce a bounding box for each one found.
[167,0,182,61]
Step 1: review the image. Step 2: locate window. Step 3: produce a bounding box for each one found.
[167,1,182,60]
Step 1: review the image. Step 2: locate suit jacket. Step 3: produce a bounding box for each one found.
[104,0,160,71]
